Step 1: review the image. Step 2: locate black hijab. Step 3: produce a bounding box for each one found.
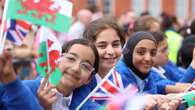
[122,31,157,80]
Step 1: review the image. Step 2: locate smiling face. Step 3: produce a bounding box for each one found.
[95,28,122,77]
[58,44,95,90]
[133,39,157,74]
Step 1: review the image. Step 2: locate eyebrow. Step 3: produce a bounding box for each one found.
[69,52,93,65]
[113,40,120,43]
[135,47,146,50]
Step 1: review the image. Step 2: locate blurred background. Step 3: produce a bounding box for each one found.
[71,0,195,20]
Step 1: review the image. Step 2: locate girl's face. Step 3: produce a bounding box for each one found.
[133,39,157,74]
[95,28,122,75]
[153,39,169,66]
[58,44,95,89]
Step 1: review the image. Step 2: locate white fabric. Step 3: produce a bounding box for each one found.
[95,73,102,84]
[52,91,73,110]
[68,21,85,39]
[151,66,166,78]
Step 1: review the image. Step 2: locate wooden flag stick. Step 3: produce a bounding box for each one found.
[0,0,9,54]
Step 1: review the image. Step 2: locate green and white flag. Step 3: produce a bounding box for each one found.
[183,91,195,107]
[6,0,72,32]
[36,27,62,85]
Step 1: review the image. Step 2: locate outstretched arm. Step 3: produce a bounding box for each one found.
[0,49,42,110]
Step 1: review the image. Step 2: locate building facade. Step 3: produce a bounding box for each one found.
[71,0,195,19]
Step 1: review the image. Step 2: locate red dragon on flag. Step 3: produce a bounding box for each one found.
[17,0,61,23]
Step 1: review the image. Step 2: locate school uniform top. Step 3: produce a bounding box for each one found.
[162,60,195,83]
[0,77,42,110]
[115,58,176,94]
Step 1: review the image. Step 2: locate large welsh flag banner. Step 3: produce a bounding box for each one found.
[36,27,62,85]
[6,0,72,32]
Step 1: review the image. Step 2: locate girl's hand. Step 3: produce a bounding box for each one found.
[37,78,57,110]
[0,49,16,84]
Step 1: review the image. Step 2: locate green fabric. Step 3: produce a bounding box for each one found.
[6,0,71,32]
[165,30,183,63]
[183,92,195,107]
[49,68,62,86]
[36,42,48,77]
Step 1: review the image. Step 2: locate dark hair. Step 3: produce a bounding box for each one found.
[177,35,195,68]
[140,11,150,16]
[161,15,179,32]
[83,17,125,46]
[134,15,159,32]
[123,31,157,79]
[150,32,167,45]
[190,20,195,35]
[62,39,99,74]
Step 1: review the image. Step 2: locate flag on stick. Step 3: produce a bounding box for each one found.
[36,27,62,85]
[75,68,138,110]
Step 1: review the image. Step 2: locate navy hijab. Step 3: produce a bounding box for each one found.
[122,31,157,80]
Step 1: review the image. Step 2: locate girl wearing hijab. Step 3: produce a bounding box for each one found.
[115,31,166,93]
[115,31,182,109]
[116,31,192,94]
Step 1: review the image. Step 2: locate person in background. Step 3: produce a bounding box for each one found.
[151,32,195,83]
[134,15,161,33]
[177,35,195,69]
[161,14,183,63]
[86,4,103,21]
[68,9,92,39]
[118,10,136,42]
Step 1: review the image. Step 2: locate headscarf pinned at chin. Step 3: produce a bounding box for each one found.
[122,31,157,80]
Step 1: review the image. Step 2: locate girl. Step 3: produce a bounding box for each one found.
[0,39,99,110]
[37,39,99,110]
[83,17,125,79]
[115,31,181,109]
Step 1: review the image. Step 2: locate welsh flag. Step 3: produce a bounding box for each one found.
[183,91,195,107]
[36,27,62,85]
[6,0,72,32]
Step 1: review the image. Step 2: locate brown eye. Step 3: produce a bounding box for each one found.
[150,49,157,57]
[96,42,107,49]
[136,49,146,55]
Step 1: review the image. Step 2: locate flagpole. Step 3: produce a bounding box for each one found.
[75,69,114,110]
[184,81,195,92]
[40,27,51,76]
[0,0,9,54]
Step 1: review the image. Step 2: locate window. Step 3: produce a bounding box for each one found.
[176,0,188,18]
[103,0,112,14]
[132,0,144,16]
[148,0,161,17]
[193,0,195,16]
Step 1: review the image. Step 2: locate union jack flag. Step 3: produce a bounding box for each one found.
[76,68,138,110]
[4,19,32,45]
[90,69,126,101]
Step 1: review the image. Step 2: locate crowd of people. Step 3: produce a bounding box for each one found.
[1,1,195,110]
